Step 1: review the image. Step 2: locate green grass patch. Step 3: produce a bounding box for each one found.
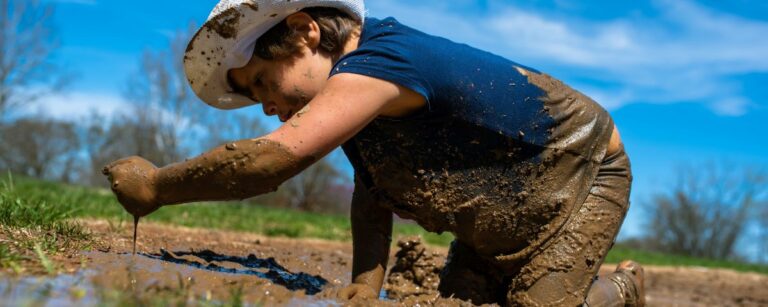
[0,173,90,272]
[605,244,768,275]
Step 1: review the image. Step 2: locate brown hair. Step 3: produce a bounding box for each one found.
[254,7,361,60]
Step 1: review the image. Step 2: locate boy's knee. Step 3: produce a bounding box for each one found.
[438,240,504,304]
[438,267,499,305]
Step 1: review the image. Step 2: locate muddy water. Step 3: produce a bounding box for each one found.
[0,271,98,306]
[93,250,338,304]
[142,249,328,294]
[0,251,342,306]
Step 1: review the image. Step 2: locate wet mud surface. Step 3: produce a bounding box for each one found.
[1,219,766,306]
[384,236,442,300]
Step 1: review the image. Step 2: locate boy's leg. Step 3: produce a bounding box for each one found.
[505,148,639,306]
[585,260,645,307]
[438,240,506,305]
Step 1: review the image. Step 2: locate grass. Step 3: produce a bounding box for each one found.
[0,173,90,273]
[605,244,768,275]
[1,173,766,276]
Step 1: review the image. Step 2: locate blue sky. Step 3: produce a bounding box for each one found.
[36,0,768,238]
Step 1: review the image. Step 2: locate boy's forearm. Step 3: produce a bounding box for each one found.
[351,228,391,291]
[155,138,313,205]
[350,180,393,292]
[351,227,392,292]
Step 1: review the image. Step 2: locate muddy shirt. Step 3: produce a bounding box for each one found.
[332,17,614,259]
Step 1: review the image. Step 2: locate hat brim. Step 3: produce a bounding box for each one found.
[184,0,365,110]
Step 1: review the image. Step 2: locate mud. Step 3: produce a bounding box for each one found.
[103,139,313,214]
[156,139,313,204]
[384,236,442,300]
[144,249,328,294]
[2,220,766,306]
[132,216,139,255]
[207,8,242,40]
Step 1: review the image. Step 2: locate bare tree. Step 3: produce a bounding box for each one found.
[76,111,125,186]
[0,118,80,180]
[114,25,212,167]
[759,200,768,263]
[202,111,268,150]
[282,157,343,212]
[645,162,768,260]
[0,0,65,120]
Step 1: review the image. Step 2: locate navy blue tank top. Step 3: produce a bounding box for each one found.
[331,17,614,259]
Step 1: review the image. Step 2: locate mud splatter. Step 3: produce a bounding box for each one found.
[207,8,242,39]
[154,139,313,205]
[243,3,259,12]
[384,237,442,300]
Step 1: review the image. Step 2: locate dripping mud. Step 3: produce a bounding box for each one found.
[1,220,766,306]
[132,215,138,255]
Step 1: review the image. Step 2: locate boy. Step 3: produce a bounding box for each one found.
[103,0,644,305]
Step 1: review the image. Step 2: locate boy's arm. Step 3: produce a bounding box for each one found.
[104,72,424,216]
[338,176,393,300]
[101,139,313,216]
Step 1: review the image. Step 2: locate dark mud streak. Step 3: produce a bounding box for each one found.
[138,249,328,295]
[132,216,139,255]
[208,8,242,39]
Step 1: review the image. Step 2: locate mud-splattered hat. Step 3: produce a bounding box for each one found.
[184,0,366,109]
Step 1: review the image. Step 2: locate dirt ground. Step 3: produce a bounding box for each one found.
[2,219,767,306]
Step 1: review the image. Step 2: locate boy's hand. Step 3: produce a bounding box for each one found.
[337,283,379,300]
[102,157,161,217]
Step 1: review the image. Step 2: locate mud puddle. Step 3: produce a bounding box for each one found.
[4,220,767,306]
[0,271,97,306]
[0,250,343,306]
[143,249,328,294]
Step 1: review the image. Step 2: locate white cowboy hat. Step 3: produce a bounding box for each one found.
[184,0,365,109]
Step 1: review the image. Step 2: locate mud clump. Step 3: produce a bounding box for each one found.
[385,236,442,300]
[207,8,241,39]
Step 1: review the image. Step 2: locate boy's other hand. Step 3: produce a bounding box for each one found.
[337,283,379,300]
[102,157,160,217]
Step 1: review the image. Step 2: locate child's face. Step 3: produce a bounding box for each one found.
[228,46,333,122]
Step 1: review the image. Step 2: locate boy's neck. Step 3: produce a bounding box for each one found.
[338,25,362,60]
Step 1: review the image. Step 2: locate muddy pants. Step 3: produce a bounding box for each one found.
[438,146,635,306]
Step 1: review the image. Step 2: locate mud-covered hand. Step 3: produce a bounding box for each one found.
[102,156,161,217]
[337,283,379,300]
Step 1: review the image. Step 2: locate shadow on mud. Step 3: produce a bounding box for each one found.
[139,249,328,295]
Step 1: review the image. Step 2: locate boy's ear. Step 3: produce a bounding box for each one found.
[285,12,321,50]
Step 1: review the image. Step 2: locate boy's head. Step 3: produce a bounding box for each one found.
[184,0,365,111]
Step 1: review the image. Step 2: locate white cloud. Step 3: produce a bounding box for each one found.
[709,97,751,117]
[22,90,217,134]
[368,0,767,115]
[22,91,131,121]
